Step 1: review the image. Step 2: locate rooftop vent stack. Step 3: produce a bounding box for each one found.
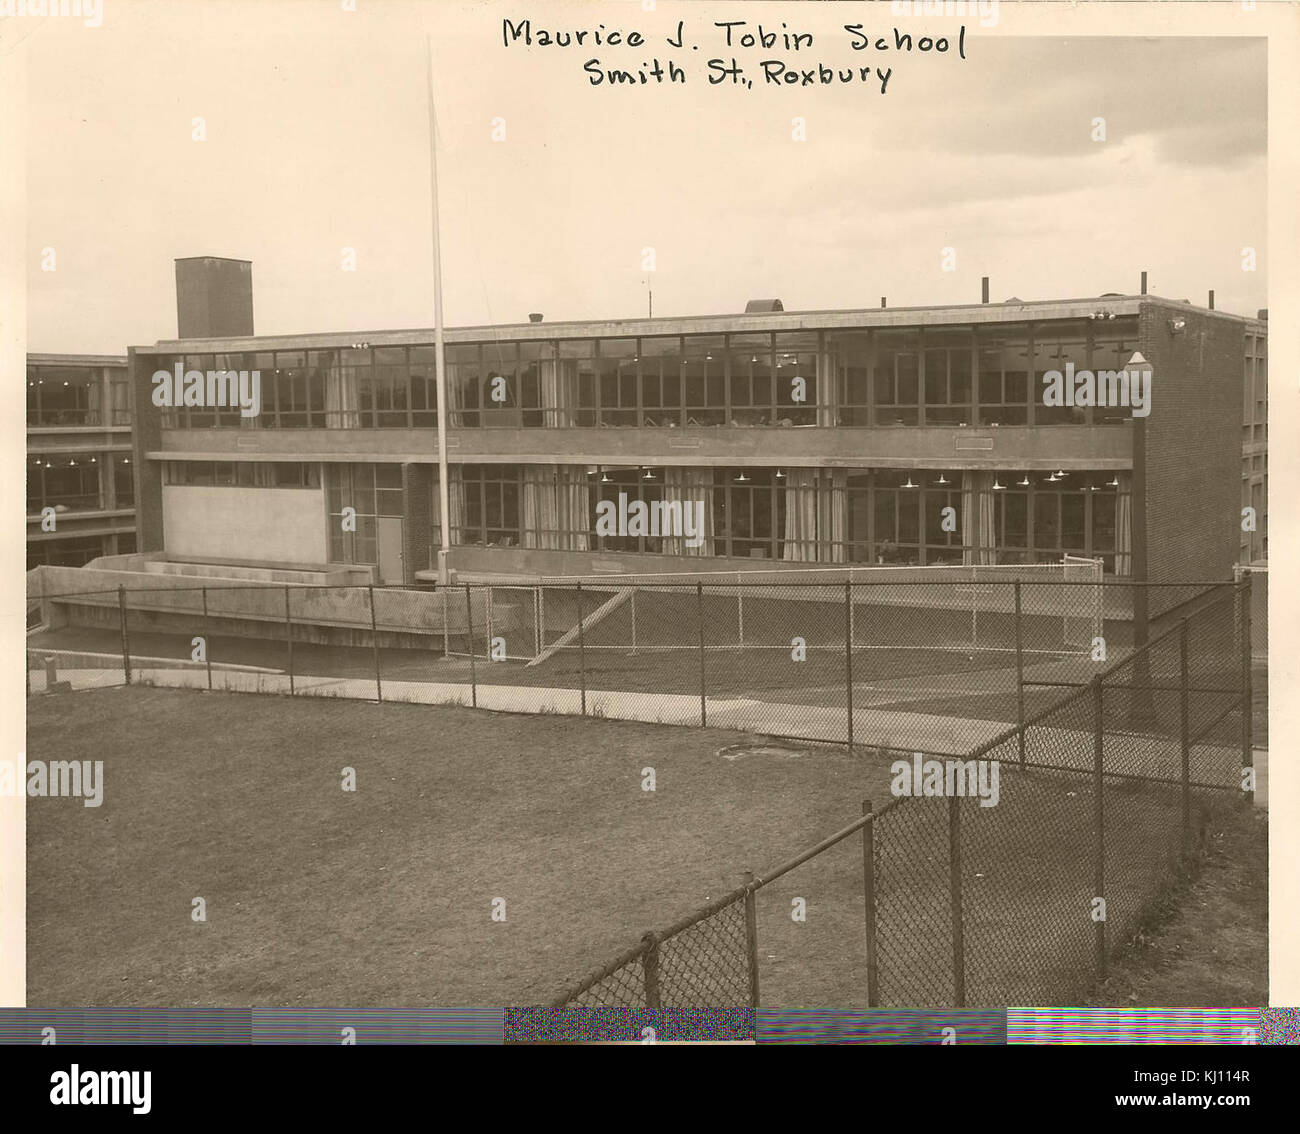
[880,297,887,309]
[981,277,989,304]
[1140,271,1148,295]
[1208,290,1215,310]
[528,313,544,323]
[175,256,254,338]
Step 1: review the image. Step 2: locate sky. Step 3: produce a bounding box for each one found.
[16,0,1268,354]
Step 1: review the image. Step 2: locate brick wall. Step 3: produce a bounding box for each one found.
[1137,303,1244,609]
[128,349,164,552]
[402,462,434,583]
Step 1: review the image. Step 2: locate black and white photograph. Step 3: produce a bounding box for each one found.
[2,0,1295,1075]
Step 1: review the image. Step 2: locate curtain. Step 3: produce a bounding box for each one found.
[521,465,591,550]
[781,470,846,562]
[523,466,560,549]
[558,466,590,550]
[1115,470,1132,577]
[432,466,465,545]
[816,349,838,427]
[818,469,847,562]
[325,352,360,429]
[543,360,578,428]
[86,378,102,427]
[448,370,468,428]
[961,471,997,565]
[663,467,713,556]
[782,470,819,562]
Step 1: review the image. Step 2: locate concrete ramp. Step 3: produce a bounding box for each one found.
[527,589,630,667]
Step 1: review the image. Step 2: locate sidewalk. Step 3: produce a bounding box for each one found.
[30,664,1001,754]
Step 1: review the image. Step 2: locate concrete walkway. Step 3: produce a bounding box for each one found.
[31,664,999,753]
[29,666,1256,805]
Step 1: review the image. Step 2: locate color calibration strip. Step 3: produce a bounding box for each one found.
[0,1008,1292,1044]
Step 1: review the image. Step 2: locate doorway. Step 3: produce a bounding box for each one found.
[377,516,405,583]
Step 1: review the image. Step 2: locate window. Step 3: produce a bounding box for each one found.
[713,468,782,558]
[875,332,920,426]
[773,333,818,426]
[519,342,550,428]
[1091,319,1141,425]
[923,334,973,425]
[683,336,726,426]
[27,365,100,427]
[270,351,311,428]
[834,334,872,427]
[113,454,134,506]
[1033,326,1089,426]
[29,456,101,513]
[872,470,922,562]
[728,334,773,427]
[109,370,132,425]
[923,471,964,562]
[639,338,684,427]
[165,462,320,488]
[410,346,439,427]
[481,343,523,426]
[28,536,107,571]
[326,463,403,564]
[593,466,664,552]
[448,344,483,428]
[592,339,636,427]
[458,465,521,546]
[977,333,1030,425]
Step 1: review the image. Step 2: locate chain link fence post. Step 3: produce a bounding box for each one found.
[845,581,854,754]
[117,585,131,685]
[1179,618,1190,858]
[1014,580,1025,767]
[1092,673,1106,981]
[1240,577,1253,805]
[641,931,661,1010]
[284,586,295,696]
[576,582,587,718]
[947,793,965,1007]
[743,870,760,1008]
[464,583,477,709]
[697,582,707,728]
[202,585,213,691]
[862,798,879,1007]
[370,584,383,703]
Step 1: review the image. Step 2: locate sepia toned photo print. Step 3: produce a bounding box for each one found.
[5,0,1291,1060]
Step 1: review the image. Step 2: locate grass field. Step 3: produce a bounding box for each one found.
[26,684,1256,1008]
[27,686,890,1006]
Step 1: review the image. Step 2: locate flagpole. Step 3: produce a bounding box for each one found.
[427,36,452,584]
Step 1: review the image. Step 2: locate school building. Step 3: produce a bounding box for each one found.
[117,259,1266,588]
[26,352,136,570]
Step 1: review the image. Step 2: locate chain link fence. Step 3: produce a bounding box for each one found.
[549,582,1250,1008]
[27,572,1231,757]
[25,569,1252,1006]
